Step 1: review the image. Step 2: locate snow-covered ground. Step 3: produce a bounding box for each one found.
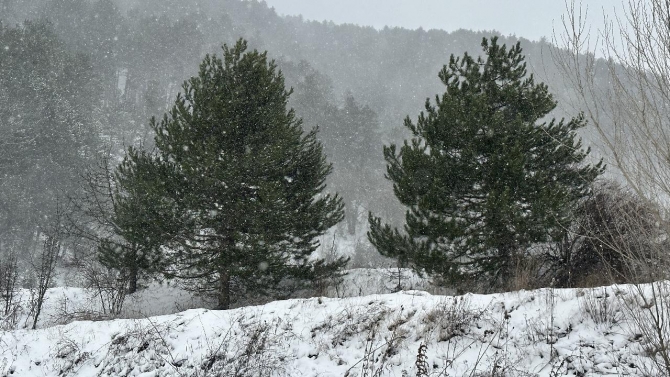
[0,270,665,376]
[4,268,435,328]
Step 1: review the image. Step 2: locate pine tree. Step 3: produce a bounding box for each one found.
[287,61,383,240]
[114,39,345,309]
[368,37,603,288]
[97,149,172,294]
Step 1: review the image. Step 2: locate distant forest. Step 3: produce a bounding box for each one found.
[0,0,607,266]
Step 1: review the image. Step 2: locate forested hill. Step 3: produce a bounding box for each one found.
[0,0,591,264]
[1,0,571,133]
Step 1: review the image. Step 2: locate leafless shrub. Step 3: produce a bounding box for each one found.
[0,244,21,330]
[344,310,409,377]
[49,293,110,325]
[387,265,411,293]
[400,300,531,377]
[81,258,128,317]
[52,336,90,376]
[95,320,178,376]
[578,287,624,327]
[422,296,482,342]
[95,313,289,377]
[544,181,661,289]
[523,313,560,348]
[507,254,547,292]
[616,282,670,375]
[557,2,670,374]
[204,317,289,377]
[331,302,392,348]
[27,202,64,329]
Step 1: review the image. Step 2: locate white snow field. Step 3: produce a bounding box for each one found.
[0,270,666,376]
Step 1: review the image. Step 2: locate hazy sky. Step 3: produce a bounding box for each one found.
[263,0,622,42]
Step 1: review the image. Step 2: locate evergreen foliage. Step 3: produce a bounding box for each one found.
[99,150,169,294]
[1,1,590,258]
[284,60,389,265]
[369,37,603,288]
[64,153,160,295]
[291,68,381,235]
[114,39,345,309]
[0,20,100,242]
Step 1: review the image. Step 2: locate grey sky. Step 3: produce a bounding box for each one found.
[263,0,621,42]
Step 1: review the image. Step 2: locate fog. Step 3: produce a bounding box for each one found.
[0,0,619,279]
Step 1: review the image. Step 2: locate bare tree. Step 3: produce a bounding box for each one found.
[64,151,119,265]
[554,0,670,277]
[0,241,20,329]
[80,257,128,317]
[64,151,136,316]
[556,1,670,373]
[554,0,670,228]
[28,200,64,329]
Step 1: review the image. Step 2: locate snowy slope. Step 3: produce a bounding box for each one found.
[4,268,435,330]
[1,280,662,376]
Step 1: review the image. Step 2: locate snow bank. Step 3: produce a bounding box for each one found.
[0,282,660,376]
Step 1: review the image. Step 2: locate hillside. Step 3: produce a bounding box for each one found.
[0,3,650,376]
[0,0,603,264]
[0,278,660,376]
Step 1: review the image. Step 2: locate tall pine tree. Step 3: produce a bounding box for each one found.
[368,37,603,288]
[114,40,345,309]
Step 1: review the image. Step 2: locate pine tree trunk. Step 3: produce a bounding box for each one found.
[128,262,138,295]
[499,242,517,287]
[216,269,231,310]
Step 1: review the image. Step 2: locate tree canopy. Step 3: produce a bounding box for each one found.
[114,39,345,309]
[369,37,603,288]
[0,20,101,242]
